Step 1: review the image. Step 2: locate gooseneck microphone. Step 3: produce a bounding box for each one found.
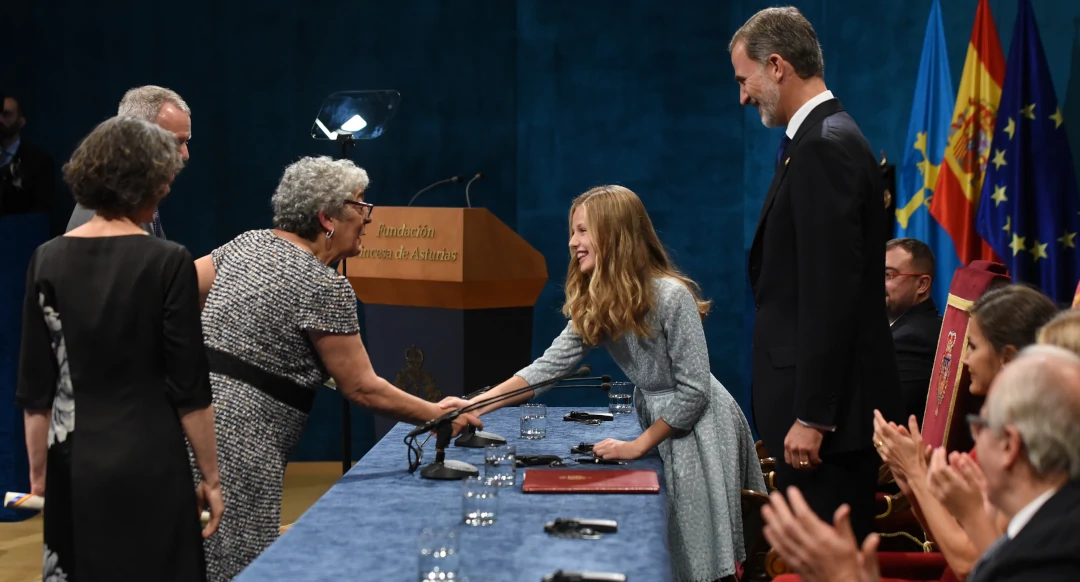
[464,172,484,208]
[407,175,466,207]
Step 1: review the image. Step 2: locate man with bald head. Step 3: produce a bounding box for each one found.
[66,85,191,238]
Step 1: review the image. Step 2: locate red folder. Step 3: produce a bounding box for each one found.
[521,469,660,494]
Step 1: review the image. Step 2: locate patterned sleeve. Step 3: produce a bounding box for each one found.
[16,247,57,410]
[298,274,361,335]
[658,280,712,432]
[516,321,593,396]
[210,230,253,270]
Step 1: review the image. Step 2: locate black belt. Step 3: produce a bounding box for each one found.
[205,347,316,413]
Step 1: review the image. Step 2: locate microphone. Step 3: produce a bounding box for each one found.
[464,172,483,208]
[407,175,466,207]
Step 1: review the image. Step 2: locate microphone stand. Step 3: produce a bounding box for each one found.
[408,366,592,479]
[454,375,612,448]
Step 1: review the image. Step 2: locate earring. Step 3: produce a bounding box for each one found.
[326,228,335,239]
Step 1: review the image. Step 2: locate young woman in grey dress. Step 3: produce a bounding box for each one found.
[190,156,480,581]
[441,185,766,582]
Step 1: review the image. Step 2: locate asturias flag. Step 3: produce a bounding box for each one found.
[975,0,1080,304]
[929,0,1005,266]
[894,0,962,308]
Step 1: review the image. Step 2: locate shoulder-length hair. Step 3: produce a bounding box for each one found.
[563,185,711,346]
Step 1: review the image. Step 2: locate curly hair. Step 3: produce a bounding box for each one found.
[62,116,183,219]
[271,156,371,240]
[563,185,711,346]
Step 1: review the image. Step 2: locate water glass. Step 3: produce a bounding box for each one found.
[417,525,460,581]
[520,403,547,439]
[484,444,517,487]
[461,476,498,526]
[608,384,634,414]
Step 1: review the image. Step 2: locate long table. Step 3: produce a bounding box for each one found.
[236,406,672,581]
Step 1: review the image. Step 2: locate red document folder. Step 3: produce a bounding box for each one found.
[521,469,660,494]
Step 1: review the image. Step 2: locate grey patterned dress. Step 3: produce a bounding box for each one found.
[518,277,766,582]
[191,230,360,581]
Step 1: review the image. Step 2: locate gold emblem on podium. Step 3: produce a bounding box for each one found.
[394,345,442,402]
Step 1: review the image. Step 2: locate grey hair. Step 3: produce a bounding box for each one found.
[271,156,370,240]
[117,85,191,121]
[987,344,1080,479]
[729,6,825,80]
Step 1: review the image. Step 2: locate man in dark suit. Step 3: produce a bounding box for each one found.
[885,238,942,424]
[0,95,55,217]
[730,6,903,541]
[66,85,191,238]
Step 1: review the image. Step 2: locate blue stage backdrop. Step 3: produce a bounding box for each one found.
[9,0,1080,464]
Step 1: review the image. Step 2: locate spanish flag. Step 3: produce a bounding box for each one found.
[1073,280,1080,308]
[929,0,1005,266]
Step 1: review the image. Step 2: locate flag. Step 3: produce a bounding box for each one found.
[929,0,1005,266]
[894,0,962,309]
[1073,280,1080,308]
[975,0,1080,304]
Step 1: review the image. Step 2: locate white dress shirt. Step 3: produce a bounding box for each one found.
[786,90,835,138]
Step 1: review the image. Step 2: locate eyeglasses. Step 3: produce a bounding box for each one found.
[965,413,991,440]
[885,271,926,282]
[344,200,375,223]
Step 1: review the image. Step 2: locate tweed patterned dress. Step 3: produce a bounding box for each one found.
[191,230,360,581]
[518,277,767,582]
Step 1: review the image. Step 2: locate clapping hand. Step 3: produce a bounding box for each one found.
[927,448,987,521]
[761,487,882,582]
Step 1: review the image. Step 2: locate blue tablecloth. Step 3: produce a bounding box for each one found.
[236,406,672,582]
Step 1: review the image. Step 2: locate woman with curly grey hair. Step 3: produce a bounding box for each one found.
[17,116,224,581]
[190,155,479,580]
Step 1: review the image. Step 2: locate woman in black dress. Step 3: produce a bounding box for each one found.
[17,116,224,581]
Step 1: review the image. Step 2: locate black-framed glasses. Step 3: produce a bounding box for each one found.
[966,413,990,440]
[344,200,374,222]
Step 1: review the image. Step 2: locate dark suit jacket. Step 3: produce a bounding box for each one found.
[66,202,160,238]
[891,298,942,424]
[969,480,1080,582]
[0,141,54,216]
[749,98,903,456]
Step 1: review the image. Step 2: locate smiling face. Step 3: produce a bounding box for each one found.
[731,41,783,128]
[569,205,596,274]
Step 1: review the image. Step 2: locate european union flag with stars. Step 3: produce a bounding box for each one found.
[976,0,1080,304]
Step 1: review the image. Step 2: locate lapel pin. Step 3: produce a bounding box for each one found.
[785,157,790,166]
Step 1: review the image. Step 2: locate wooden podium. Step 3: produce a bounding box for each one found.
[341,207,548,439]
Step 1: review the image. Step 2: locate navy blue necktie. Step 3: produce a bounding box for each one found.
[776,134,792,168]
[151,210,163,238]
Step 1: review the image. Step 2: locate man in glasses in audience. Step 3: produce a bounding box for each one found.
[885,237,941,423]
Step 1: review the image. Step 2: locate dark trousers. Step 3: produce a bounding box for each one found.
[774,448,881,543]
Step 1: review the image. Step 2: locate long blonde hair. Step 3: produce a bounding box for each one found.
[563,185,711,345]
